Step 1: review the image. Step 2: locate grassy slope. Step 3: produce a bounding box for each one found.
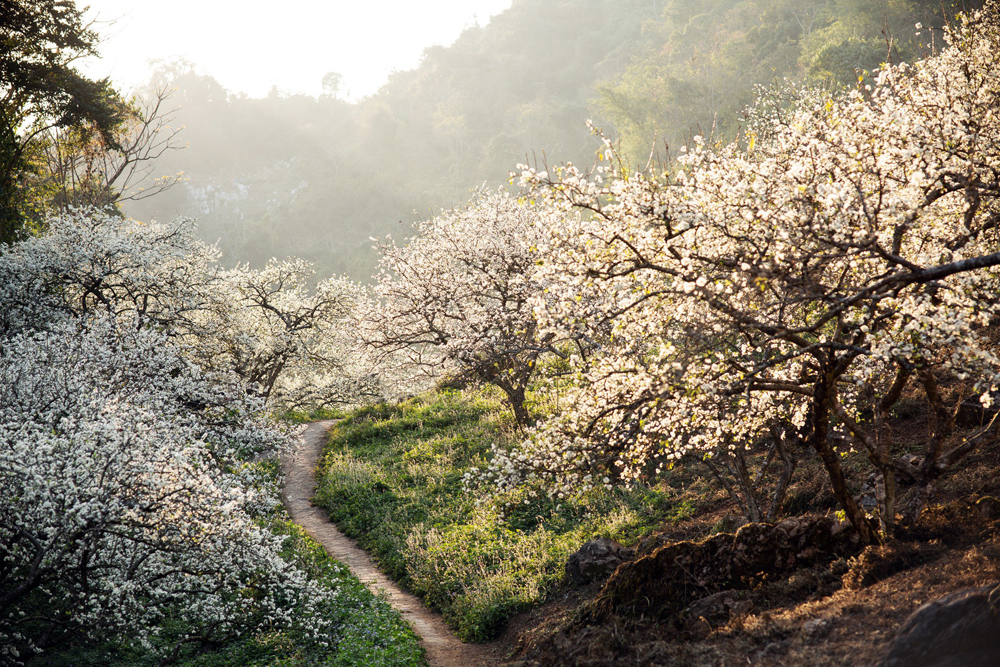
[313,388,689,642]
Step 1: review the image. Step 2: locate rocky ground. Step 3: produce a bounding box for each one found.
[496,435,1000,666]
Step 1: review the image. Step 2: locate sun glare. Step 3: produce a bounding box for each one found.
[81,0,513,99]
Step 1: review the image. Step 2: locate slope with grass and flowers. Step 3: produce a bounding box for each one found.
[313,387,692,643]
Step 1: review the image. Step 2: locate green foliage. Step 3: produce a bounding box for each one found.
[807,37,885,86]
[314,388,676,642]
[0,0,128,242]
[597,0,975,165]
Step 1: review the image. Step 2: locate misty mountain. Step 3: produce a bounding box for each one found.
[127,0,965,279]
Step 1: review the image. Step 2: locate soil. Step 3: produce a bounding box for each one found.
[500,413,1000,666]
[281,420,503,667]
[507,522,1000,665]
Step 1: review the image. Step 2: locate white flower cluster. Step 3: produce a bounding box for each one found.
[0,209,372,410]
[0,211,357,661]
[0,318,338,661]
[202,259,378,409]
[360,189,589,424]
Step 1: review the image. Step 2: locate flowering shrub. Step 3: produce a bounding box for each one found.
[0,210,404,663]
[500,5,1000,543]
[0,319,334,661]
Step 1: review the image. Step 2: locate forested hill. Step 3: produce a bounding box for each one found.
[128,0,966,279]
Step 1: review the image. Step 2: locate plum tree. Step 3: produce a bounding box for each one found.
[502,4,1000,543]
[0,318,337,661]
[0,208,368,408]
[205,258,373,407]
[0,206,376,661]
[361,189,589,425]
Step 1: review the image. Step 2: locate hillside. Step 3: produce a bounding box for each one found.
[4,1,999,664]
[315,387,1000,665]
[126,0,654,276]
[125,0,967,279]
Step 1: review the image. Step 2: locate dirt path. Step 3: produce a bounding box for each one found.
[281,420,500,667]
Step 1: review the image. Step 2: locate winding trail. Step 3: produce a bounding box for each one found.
[281,420,499,667]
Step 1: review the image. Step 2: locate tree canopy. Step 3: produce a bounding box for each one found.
[0,206,377,661]
[0,0,128,242]
[494,3,1000,544]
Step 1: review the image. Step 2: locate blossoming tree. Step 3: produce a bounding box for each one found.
[361,190,586,425]
[0,208,369,408]
[508,5,1000,543]
[0,210,218,339]
[0,318,334,661]
[0,208,375,660]
[204,259,377,408]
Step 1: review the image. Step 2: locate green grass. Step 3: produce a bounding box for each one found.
[313,387,679,642]
[39,460,426,667]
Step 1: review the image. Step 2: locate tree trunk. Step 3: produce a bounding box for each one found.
[874,384,899,536]
[701,452,754,522]
[731,447,763,523]
[811,367,877,544]
[766,435,796,523]
[498,381,531,427]
[834,388,897,537]
[903,369,957,525]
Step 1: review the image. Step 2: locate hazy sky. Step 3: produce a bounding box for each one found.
[81,0,514,100]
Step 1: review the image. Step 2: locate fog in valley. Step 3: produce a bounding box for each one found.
[88,0,958,279]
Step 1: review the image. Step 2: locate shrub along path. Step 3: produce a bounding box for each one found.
[282,420,498,667]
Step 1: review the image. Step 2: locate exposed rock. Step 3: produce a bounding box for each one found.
[858,473,883,512]
[682,590,753,636]
[635,532,671,558]
[715,514,749,534]
[975,496,1000,521]
[802,617,832,642]
[514,515,861,665]
[585,514,860,623]
[880,583,1000,667]
[891,454,923,484]
[565,537,635,586]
